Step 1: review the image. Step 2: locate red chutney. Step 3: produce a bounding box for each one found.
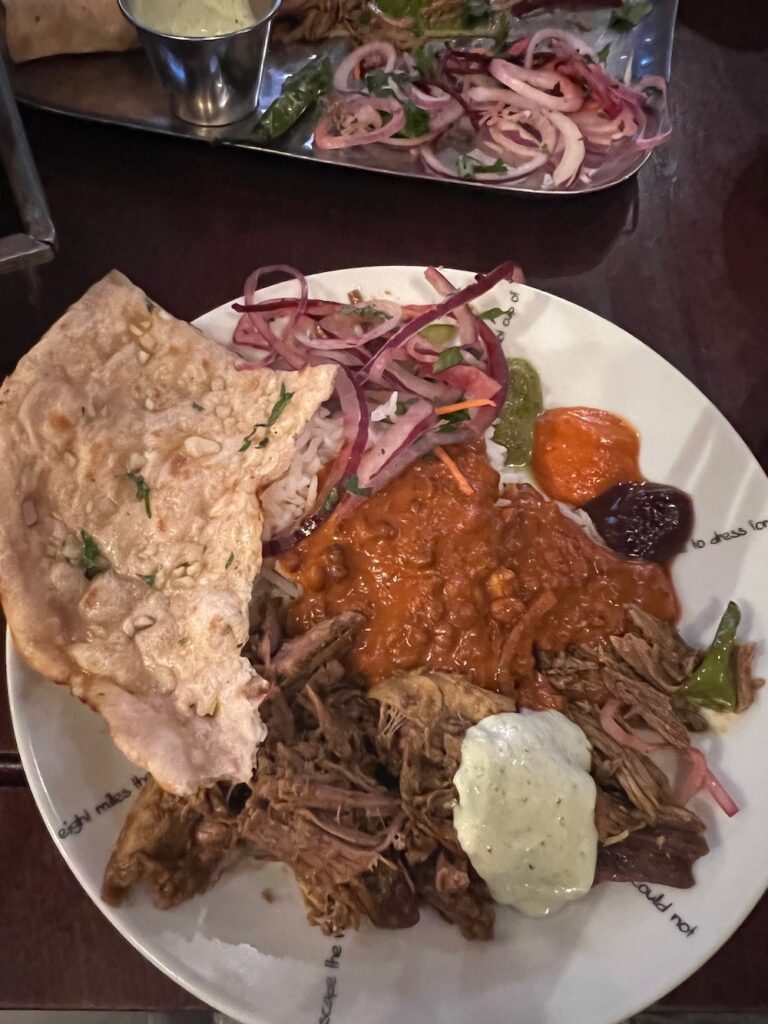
[280,444,678,703]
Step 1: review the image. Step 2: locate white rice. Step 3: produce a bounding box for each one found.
[261,406,344,540]
[259,414,604,562]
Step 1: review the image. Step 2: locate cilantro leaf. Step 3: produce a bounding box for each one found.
[191,401,204,411]
[395,401,409,416]
[240,384,295,452]
[137,573,156,587]
[456,154,507,179]
[225,552,235,569]
[433,347,465,372]
[438,408,471,430]
[364,69,413,98]
[79,530,108,579]
[127,472,152,519]
[394,101,430,140]
[343,474,372,497]
[339,302,390,319]
[267,382,295,426]
[609,0,653,32]
[596,43,611,64]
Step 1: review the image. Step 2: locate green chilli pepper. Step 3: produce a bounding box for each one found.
[492,358,543,467]
[254,56,332,143]
[680,602,741,711]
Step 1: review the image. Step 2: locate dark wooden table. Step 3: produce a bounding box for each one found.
[1,0,767,1013]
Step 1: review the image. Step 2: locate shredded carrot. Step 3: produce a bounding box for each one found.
[434,446,474,496]
[435,398,494,416]
[353,62,362,80]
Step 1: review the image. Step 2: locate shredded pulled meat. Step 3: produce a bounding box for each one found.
[103,602,759,931]
[102,780,241,909]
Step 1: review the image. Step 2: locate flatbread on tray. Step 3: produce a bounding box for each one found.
[2,0,139,63]
[0,271,336,794]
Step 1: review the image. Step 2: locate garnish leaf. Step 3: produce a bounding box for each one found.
[395,400,409,416]
[339,302,389,319]
[394,101,430,140]
[364,68,413,98]
[267,382,294,427]
[225,552,235,570]
[127,471,152,518]
[596,43,611,64]
[191,401,204,411]
[241,383,295,452]
[343,474,372,497]
[433,347,465,372]
[438,408,471,428]
[80,530,108,579]
[137,573,156,587]
[609,0,652,31]
[456,154,507,179]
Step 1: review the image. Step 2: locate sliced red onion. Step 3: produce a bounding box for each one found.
[310,300,403,349]
[362,261,522,385]
[547,111,585,187]
[600,698,661,755]
[333,41,397,93]
[489,58,584,113]
[523,28,596,68]
[421,143,547,182]
[381,98,464,148]
[356,398,435,487]
[380,355,459,402]
[488,111,556,159]
[242,265,308,370]
[424,266,476,347]
[315,96,406,150]
[600,700,740,818]
[407,82,452,111]
[469,85,535,110]
[234,298,341,318]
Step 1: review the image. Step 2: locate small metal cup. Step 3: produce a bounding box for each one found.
[118,0,280,126]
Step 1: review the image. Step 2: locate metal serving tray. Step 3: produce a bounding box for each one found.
[9,1,676,197]
[0,51,54,272]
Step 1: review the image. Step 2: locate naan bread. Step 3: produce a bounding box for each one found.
[0,271,336,794]
[2,0,138,63]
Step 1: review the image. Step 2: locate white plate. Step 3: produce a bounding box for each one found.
[8,266,768,1024]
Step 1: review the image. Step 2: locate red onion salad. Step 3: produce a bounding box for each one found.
[312,31,669,188]
[232,262,522,555]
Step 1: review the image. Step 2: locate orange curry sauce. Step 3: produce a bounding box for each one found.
[280,444,678,706]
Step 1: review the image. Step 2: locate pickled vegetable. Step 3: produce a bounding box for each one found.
[532,406,641,506]
[680,602,740,711]
[254,56,332,143]
[582,481,694,563]
[492,358,542,466]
